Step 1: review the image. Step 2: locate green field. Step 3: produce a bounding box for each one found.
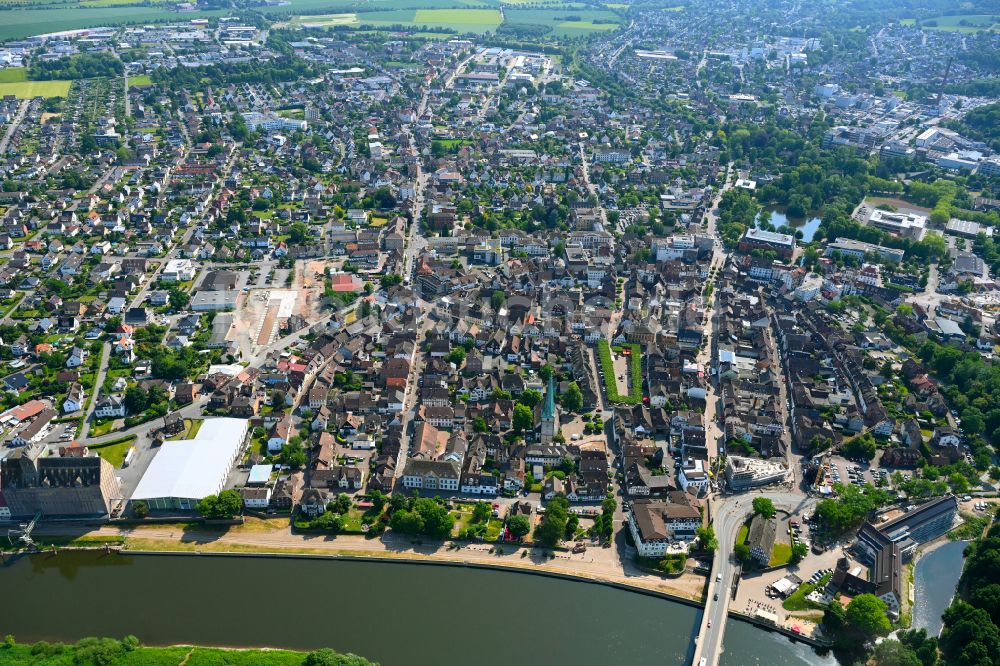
[0,79,70,98]
[0,66,26,82]
[296,11,360,26]
[0,4,226,43]
[299,7,502,31]
[901,14,1000,32]
[128,74,153,87]
[81,0,174,6]
[503,7,622,36]
[90,435,136,468]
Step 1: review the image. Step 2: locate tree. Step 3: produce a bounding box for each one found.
[379,273,403,289]
[561,381,584,413]
[491,290,506,309]
[331,493,352,515]
[842,433,877,461]
[734,543,751,563]
[538,364,553,382]
[518,389,542,408]
[565,512,580,539]
[941,601,1000,665]
[472,501,492,523]
[368,490,387,512]
[123,385,149,414]
[279,441,307,469]
[696,526,718,552]
[752,497,776,518]
[846,593,891,638]
[196,489,242,519]
[871,639,923,666]
[132,500,148,519]
[535,496,569,547]
[288,222,309,244]
[507,514,531,540]
[790,542,808,563]
[473,417,488,433]
[512,404,534,432]
[313,512,344,531]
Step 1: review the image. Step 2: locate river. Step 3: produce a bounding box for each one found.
[911,540,967,636]
[2,551,702,665]
[0,551,848,665]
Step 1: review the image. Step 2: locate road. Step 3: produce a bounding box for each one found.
[578,144,608,228]
[692,491,816,666]
[907,261,942,319]
[0,99,28,154]
[78,342,111,440]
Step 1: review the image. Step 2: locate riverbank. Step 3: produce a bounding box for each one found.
[26,517,707,603]
[0,636,375,666]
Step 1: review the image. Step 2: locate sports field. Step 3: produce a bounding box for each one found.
[0,80,71,98]
[128,74,153,87]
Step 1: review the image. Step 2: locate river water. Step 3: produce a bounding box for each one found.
[1,552,702,666]
[0,551,847,665]
[911,540,967,636]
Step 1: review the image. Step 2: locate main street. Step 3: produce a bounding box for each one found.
[691,491,817,666]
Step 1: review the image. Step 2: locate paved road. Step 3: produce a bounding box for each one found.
[78,342,111,440]
[578,144,609,229]
[692,490,816,666]
[0,99,28,154]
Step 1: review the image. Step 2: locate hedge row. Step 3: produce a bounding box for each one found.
[596,340,642,405]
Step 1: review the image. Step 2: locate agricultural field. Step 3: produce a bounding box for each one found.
[0,4,225,43]
[370,8,502,31]
[297,7,503,32]
[503,7,622,36]
[295,12,360,26]
[901,14,1000,32]
[0,79,71,98]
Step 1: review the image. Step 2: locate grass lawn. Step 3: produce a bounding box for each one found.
[90,419,117,437]
[783,573,832,611]
[485,518,504,541]
[128,74,153,87]
[90,435,136,468]
[0,80,71,98]
[0,66,26,83]
[769,542,793,567]
[736,522,749,545]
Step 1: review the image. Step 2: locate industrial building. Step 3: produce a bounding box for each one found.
[131,417,249,511]
[0,442,121,518]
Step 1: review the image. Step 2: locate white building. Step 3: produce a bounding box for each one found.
[679,460,710,493]
[628,497,702,557]
[93,394,126,419]
[131,417,249,511]
[242,111,307,133]
[161,258,196,282]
